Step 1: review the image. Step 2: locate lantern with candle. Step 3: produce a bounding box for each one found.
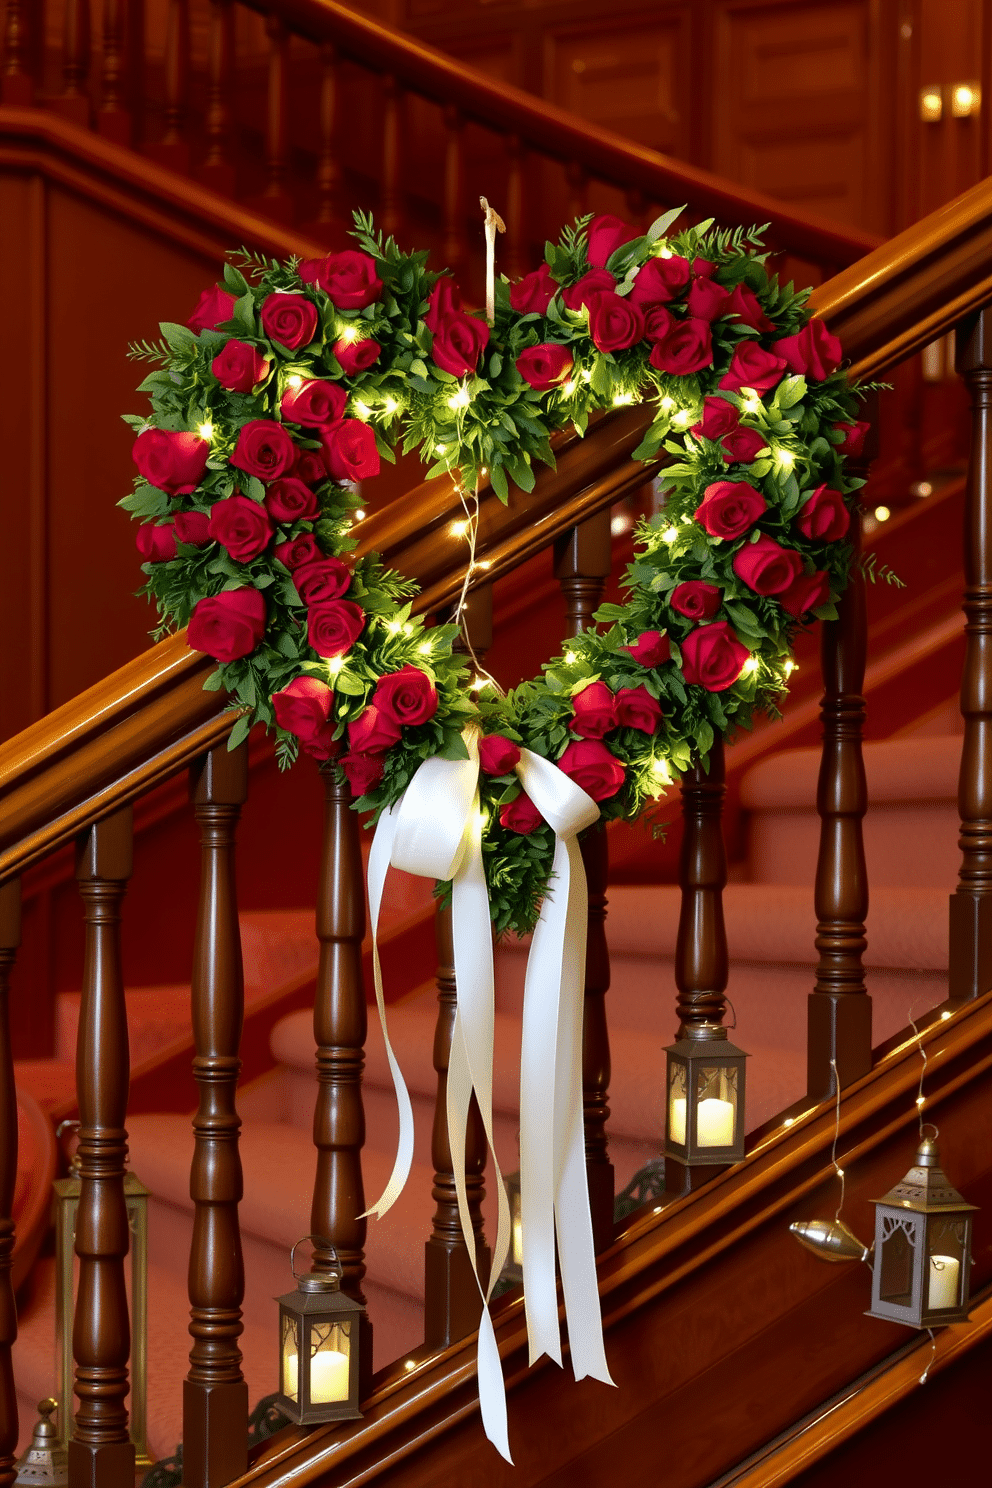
[866,1132,975,1329]
[275,1240,364,1425]
[664,1025,748,1168]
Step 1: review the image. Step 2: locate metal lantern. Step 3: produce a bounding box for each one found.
[274,1241,364,1426]
[53,1126,149,1463]
[867,1134,976,1329]
[501,1170,523,1286]
[14,1400,68,1487]
[664,1025,748,1167]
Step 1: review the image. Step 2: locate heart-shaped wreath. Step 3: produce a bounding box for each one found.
[122,209,869,935]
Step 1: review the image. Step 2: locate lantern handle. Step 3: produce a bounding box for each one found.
[920,1121,939,1141]
[290,1235,342,1283]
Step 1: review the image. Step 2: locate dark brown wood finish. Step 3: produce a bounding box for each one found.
[185,744,250,1488]
[311,763,372,1391]
[71,806,135,1488]
[264,12,291,219]
[202,0,235,197]
[425,583,492,1349]
[0,1,32,105]
[667,735,730,1197]
[554,509,615,1250]
[315,43,340,227]
[442,105,465,279]
[0,878,19,1488]
[97,0,129,143]
[380,73,401,239]
[950,305,992,1002]
[158,0,192,173]
[58,0,91,128]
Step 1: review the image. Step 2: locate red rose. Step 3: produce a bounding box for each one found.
[587,292,645,353]
[260,293,318,351]
[307,599,365,658]
[692,397,739,442]
[571,680,618,739]
[500,793,545,834]
[510,264,558,314]
[374,664,438,727]
[724,283,775,332]
[174,510,211,546]
[773,318,842,380]
[614,685,663,733]
[275,533,321,569]
[696,480,766,539]
[796,484,850,542]
[719,343,788,395]
[320,419,380,482]
[187,587,266,662]
[561,270,615,311]
[294,557,351,604]
[649,318,713,375]
[431,311,490,376]
[133,428,209,495]
[833,420,870,458]
[349,705,401,753]
[294,449,326,485]
[424,278,461,332]
[340,751,385,795]
[586,214,638,268]
[271,676,334,742]
[265,478,318,524]
[230,419,296,480]
[281,379,346,428]
[629,256,691,308]
[722,426,767,463]
[692,257,716,278]
[644,306,676,342]
[680,622,750,691]
[780,570,830,618]
[557,740,625,801]
[686,277,730,321]
[212,340,270,393]
[136,522,175,563]
[187,285,236,333]
[516,344,573,391]
[623,630,670,667]
[299,249,382,309]
[207,495,273,562]
[300,724,340,763]
[333,338,381,376]
[733,533,803,595]
[479,735,521,774]
[671,581,722,620]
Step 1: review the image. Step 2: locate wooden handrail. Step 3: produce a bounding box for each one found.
[240,0,876,272]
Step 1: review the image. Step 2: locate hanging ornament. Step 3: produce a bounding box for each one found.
[789,1218,870,1263]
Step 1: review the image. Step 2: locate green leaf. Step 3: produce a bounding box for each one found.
[775,375,807,409]
[227,713,252,750]
[646,206,686,242]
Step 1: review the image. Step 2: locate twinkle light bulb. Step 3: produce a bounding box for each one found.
[353,400,371,421]
[327,656,344,677]
[672,410,692,428]
[448,385,471,410]
[197,421,214,440]
[353,508,366,521]
[662,527,679,544]
[783,660,797,677]
[941,1010,952,1021]
[613,391,635,406]
[337,323,361,344]
[777,449,795,470]
[742,657,760,675]
[285,374,303,390]
[562,379,576,395]
[452,520,470,537]
[874,505,891,522]
[564,651,578,665]
[659,396,675,412]
[436,444,447,455]
[383,397,399,415]
[581,368,593,382]
[417,640,433,656]
[742,396,762,415]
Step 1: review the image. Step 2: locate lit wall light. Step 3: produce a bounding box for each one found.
[951,82,980,118]
[919,87,943,122]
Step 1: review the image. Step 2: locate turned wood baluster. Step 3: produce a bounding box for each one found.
[807,396,878,1099]
[311,764,372,1394]
[97,0,130,144]
[443,106,466,279]
[202,0,235,196]
[555,511,615,1248]
[263,13,291,217]
[60,0,92,127]
[666,737,731,1196]
[504,135,524,279]
[71,807,135,1488]
[1,0,32,104]
[380,74,401,239]
[425,584,493,1348]
[160,0,191,172]
[184,745,249,1488]
[315,43,340,226]
[951,308,992,1001]
[0,880,20,1488]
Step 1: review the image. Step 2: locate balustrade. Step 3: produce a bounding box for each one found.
[58,0,91,128]
[203,0,236,196]
[0,880,19,1488]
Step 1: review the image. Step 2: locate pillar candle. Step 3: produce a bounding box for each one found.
[310,1347,350,1403]
[696,1096,734,1147]
[928,1254,960,1310]
[670,1096,687,1146]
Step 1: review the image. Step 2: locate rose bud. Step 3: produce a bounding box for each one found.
[275,533,321,570]
[294,449,326,485]
[340,751,385,796]
[423,277,461,331]
[230,419,297,480]
[587,292,645,353]
[187,587,266,662]
[585,213,638,268]
[796,484,850,542]
[695,480,766,539]
[780,569,831,618]
[692,257,716,278]
[259,292,318,351]
[212,340,270,393]
[557,739,625,801]
[516,344,573,391]
[374,664,438,727]
[307,598,366,658]
[680,622,750,692]
[281,379,346,428]
[671,581,722,620]
[174,510,211,546]
[644,305,676,342]
[691,397,739,442]
[320,419,380,482]
[719,343,788,395]
[722,426,767,463]
[623,631,670,668]
[333,338,381,376]
[571,680,618,739]
[479,735,521,775]
[132,428,209,495]
[294,557,351,604]
[300,722,340,762]
[629,255,691,308]
[349,704,401,754]
[136,522,176,563]
[649,318,713,375]
[265,477,319,524]
[724,283,775,332]
[773,319,843,380]
[187,284,237,332]
[833,420,870,458]
[561,269,615,311]
[733,533,803,596]
[614,685,663,733]
[499,793,545,834]
[271,675,334,741]
[686,277,730,321]
[299,249,382,308]
[510,264,558,314]
[207,494,273,563]
[431,311,490,377]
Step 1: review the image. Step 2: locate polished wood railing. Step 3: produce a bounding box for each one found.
[1,173,992,1488]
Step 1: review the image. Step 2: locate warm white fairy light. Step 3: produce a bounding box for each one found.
[659,395,675,412]
[658,246,673,259]
[452,519,470,537]
[326,656,345,678]
[337,323,361,344]
[874,505,891,522]
[742,394,762,415]
[383,396,399,415]
[285,374,303,390]
[448,384,471,410]
[783,659,797,677]
[197,421,214,440]
[941,1010,952,1021]
[581,368,593,382]
[672,410,693,428]
[647,758,672,796]
[562,379,577,395]
[742,657,760,675]
[662,526,679,544]
[777,448,795,470]
[417,640,433,656]
[353,400,371,421]
[435,444,446,455]
[613,391,635,406]
[565,650,578,664]
[353,508,366,521]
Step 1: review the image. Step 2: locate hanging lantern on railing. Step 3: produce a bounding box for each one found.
[53,1123,149,1463]
[664,1024,748,1167]
[274,1238,364,1426]
[866,1132,976,1329]
[14,1399,68,1486]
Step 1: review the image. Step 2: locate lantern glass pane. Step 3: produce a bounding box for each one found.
[878,1213,918,1306]
[668,1062,687,1145]
[510,1186,523,1268]
[925,1215,967,1311]
[281,1312,300,1402]
[308,1318,351,1404]
[695,1064,737,1147]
